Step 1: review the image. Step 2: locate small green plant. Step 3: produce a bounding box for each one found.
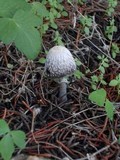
[91,55,109,90]
[91,74,106,90]
[111,43,120,58]
[80,15,93,35]
[0,119,26,160]
[39,57,46,64]
[41,0,68,29]
[106,0,118,16]
[105,18,117,40]
[89,88,115,121]
[31,1,49,35]
[98,55,109,74]
[74,70,84,79]
[109,74,120,95]
[74,58,84,79]
[53,31,64,45]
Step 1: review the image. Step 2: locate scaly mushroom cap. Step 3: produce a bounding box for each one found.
[45,46,76,78]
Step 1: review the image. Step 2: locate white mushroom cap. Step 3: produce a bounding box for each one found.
[45,46,76,78]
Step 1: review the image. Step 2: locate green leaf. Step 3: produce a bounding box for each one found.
[89,89,106,106]
[91,75,98,83]
[49,11,55,21]
[85,69,90,74]
[0,119,10,135]
[0,18,18,44]
[84,26,90,35]
[62,11,68,16]
[0,0,31,18]
[112,43,119,51]
[50,22,58,29]
[0,134,14,160]
[86,18,92,27]
[92,84,97,90]
[101,80,107,85]
[11,130,26,149]
[102,62,109,68]
[56,12,61,18]
[14,27,41,59]
[107,7,114,16]
[41,23,49,34]
[75,58,82,66]
[104,57,109,62]
[108,34,112,40]
[112,51,116,58]
[80,17,85,26]
[105,99,114,121]
[13,10,41,28]
[32,2,49,18]
[113,26,117,32]
[97,55,102,60]
[13,10,41,59]
[109,79,118,86]
[39,57,46,64]
[74,70,83,79]
[99,66,105,74]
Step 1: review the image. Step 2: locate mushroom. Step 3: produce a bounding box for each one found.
[45,45,76,102]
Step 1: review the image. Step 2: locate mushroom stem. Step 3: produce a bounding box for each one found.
[59,81,67,102]
[59,77,68,102]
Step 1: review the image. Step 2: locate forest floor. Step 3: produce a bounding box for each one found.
[0,1,120,160]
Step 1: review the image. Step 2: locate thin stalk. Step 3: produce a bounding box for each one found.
[59,82,67,102]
